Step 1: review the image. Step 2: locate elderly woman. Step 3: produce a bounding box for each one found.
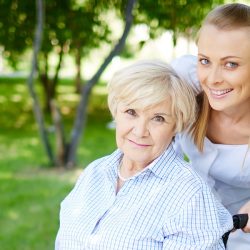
[55,60,232,249]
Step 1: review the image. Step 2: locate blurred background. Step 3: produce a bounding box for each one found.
[0,0,249,249]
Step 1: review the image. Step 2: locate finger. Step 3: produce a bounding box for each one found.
[242,222,250,233]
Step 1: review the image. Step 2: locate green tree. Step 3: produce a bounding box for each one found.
[27,0,137,167]
[1,0,227,167]
[37,1,113,111]
[0,0,112,111]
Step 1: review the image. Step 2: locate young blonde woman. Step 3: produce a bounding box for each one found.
[172,3,250,249]
[55,60,232,249]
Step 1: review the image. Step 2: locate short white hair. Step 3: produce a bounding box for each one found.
[107,60,197,133]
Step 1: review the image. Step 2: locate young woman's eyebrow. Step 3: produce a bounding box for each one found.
[221,56,241,60]
[154,113,171,116]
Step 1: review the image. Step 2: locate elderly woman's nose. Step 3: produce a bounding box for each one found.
[132,119,149,137]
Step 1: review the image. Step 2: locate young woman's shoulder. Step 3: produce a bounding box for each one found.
[171,55,201,94]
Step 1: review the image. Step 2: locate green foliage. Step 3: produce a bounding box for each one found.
[0,0,228,70]
[0,0,115,70]
[42,0,111,54]
[0,78,116,249]
[135,0,225,42]
[0,0,36,68]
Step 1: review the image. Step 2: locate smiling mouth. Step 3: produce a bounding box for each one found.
[128,139,150,147]
[210,88,233,96]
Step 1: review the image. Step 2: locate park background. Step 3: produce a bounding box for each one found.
[0,0,249,249]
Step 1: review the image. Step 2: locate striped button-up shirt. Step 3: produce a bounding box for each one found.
[55,143,233,250]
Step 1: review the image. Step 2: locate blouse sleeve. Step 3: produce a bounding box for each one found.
[171,55,202,95]
[162,183,233,249]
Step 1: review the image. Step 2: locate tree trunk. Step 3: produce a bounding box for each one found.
[39,46,63,113]
[75,44,82,93]
[27,0,55,166]
[66,0,137,167]
[50,99,66,167]
[51,45,64,98]
[40,53,52,112]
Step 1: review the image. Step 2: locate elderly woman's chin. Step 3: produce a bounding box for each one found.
[120,145,168,167]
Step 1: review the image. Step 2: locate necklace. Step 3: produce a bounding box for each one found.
[117,163,132,182]
[117,162,147,182]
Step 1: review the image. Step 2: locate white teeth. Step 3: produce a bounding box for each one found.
[210,89,232,95]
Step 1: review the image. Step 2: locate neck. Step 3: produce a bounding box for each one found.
[208,105,250,144]
[122,157,148,172]
[118,157,148,181]
[211,102,250,125]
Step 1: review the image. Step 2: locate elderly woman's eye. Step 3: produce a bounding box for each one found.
[126,109,136,116]
[153,116,165,122]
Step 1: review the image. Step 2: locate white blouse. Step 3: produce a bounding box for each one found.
[174,133,250,214]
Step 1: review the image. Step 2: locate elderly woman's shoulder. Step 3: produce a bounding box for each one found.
[158,156,215,217]
[72,149,121,188]
[83,149,121,173]
[168,155,210,194]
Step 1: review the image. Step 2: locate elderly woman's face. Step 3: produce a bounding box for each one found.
[115,99,175,167]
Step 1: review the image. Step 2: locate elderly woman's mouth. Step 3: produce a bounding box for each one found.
[128,139,151,147]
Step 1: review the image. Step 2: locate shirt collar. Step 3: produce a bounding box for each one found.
[102,142,177,180]
[146,143,177,179]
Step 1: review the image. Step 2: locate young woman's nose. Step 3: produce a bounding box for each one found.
[207,66,223,85]
[132,119,149,137]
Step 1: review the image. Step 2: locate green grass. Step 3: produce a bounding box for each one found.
[0,77,116,249]
[0,174,72,250]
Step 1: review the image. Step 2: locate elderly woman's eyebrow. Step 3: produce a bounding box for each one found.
[154,112,172,116]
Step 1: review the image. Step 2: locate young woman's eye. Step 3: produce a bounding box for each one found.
[153,116,165,123]
[199,58,209,65]
[225,62,238,69]
[125,109,136,116]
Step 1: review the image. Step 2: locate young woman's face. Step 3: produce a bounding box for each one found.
[197,24,250,113]
[115,100,175,168]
